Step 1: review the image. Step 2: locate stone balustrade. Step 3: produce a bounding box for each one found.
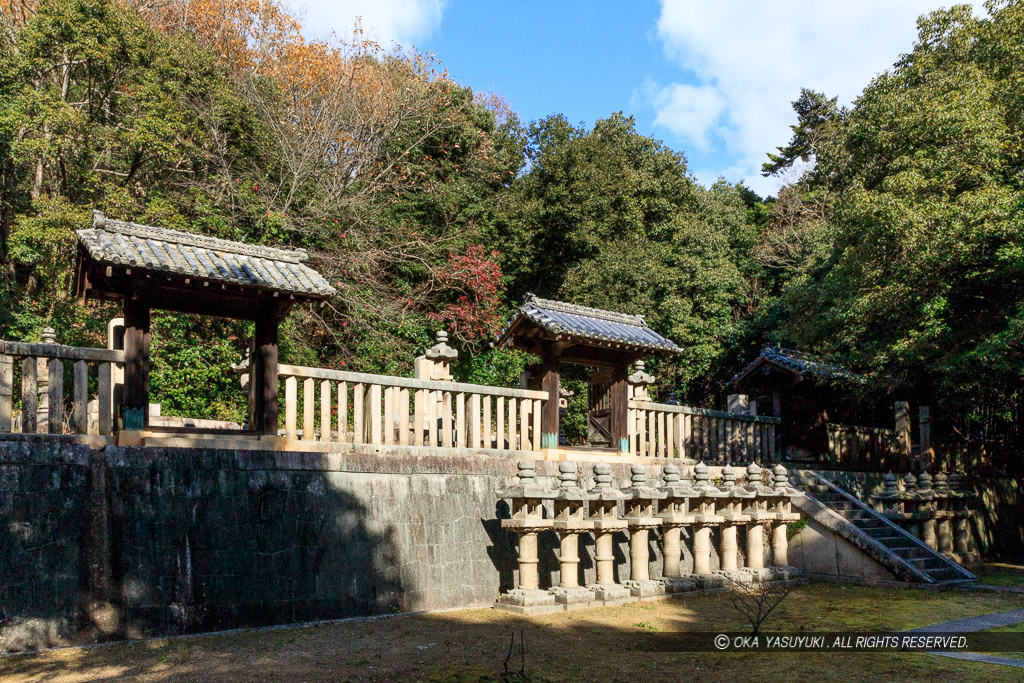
[495,459,805,614]
[871,469,979,564]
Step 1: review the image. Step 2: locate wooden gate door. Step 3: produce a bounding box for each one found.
[587,371,613,447]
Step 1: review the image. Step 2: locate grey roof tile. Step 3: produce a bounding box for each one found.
[727,346,865,387]
[495,294,681,354]
[77,211,336,299]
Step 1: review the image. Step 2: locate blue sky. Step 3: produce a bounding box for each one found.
[290,1,974,197]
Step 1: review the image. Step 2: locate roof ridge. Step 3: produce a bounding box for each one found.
[524,293,646,326]
[90,211,308,264]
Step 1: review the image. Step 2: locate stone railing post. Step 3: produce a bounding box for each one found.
[586,462,630,603]
[901,472,921,539]
[744,462,766,569]
[621,464,667,597]
[550,462,596,607]
[933,472,954,555]
[690,462,723,576]
[495,460,557,614]
[657,464,700,593]
[716,465,753,572]
[35,326,57,431]
[917,471,937,549]
[769,465,801,567]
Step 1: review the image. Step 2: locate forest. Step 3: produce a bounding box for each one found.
[0,0,1021,442]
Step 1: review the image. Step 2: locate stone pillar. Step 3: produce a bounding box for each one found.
[902,472,920,538]
[746,522,765,569]
[693,525,712,575]
[495,460,557,613]
[949,473,972,555]
[622,464,666,597]
[660,465,683,578]
[771,465,791,567]
[35,326,57,431]
[894,401,911,463]
[718,465,739,571]
[586,462,630,603]
[727,394,750,415]
[934,473,954,554]
[919,405,933,470]
[917,471,937,549]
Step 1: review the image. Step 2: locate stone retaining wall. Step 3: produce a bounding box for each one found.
[1,440,690,652]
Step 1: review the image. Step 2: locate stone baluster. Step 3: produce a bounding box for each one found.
[657,464,699,593]
[769,465,801,567]
[550,462,596,607]
[495,460,557,613]
[621,464,667,597]
[716,465,753,573]
[690,462,723,576]
[744,462,767,569]
[933,472,954,555]
[586,462,630,603]
[902,472,920,539]
[949,472,973,557]
[917,471,937,549]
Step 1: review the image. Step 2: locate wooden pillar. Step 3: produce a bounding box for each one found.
[122,298,151,430]
[252,315,280,435]
[539,354,560,449]
[609,365,629,453]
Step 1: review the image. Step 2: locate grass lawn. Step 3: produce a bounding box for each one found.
[2,584,1024,682]
[976,562,1024,588]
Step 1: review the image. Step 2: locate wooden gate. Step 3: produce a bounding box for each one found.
[587,372,613,447]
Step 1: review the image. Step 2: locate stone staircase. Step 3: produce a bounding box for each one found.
[790,469,976,586]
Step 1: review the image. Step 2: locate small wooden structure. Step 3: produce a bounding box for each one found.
[494,295,681,452]
[727,346,866,458]
[73,211,335,432]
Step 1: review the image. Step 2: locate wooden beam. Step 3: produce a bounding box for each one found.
[609,365,629,453]
[122,297,151,429]
[252,314,280,435]
[539,353,560,449]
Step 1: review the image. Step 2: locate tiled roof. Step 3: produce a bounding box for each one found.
[728,345,865,387]
[77,211,336,298]
[495,294,681,354]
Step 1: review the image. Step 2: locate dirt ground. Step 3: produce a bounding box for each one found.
[2,583,1024,682]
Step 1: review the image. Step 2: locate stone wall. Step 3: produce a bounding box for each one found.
[1,439,695,652]
[811,469,1024,561]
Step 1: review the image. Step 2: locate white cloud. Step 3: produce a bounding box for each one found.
[291,0,447,49]
[649,82,725,152]
[648,0,978,195]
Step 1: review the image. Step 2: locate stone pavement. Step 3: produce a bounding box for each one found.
[908,607,1024,668]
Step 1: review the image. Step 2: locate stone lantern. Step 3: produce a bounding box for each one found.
[415,330,458,381]
[620,464,666,597]
[550,461,596,607]
[586,462,630,604]
[496,460,557,613]
[627,361,655,402]
[656,464,700,592]
[715,465,755,573]
[689,462,724,576]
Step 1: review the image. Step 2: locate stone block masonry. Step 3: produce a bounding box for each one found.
[0,439,676,653]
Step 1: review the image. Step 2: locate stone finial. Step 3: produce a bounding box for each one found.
[663,463,680,484]
[517,459,536,484]
[558,461,577,489]
[917,471,932,492]
[933,472,948,493]
[883,473,899,495]
[773,464,789,491]
[630,463,647,487]
[425,330,458,361]
[746,461,762,486]
[949,472,964,492]
[41,327,57,344]
[693,461,710,488]
[903,472,917,492]
[592,462,612,489]
[627,361,655,401]
[92,209,106,229]
[721,465,736,487]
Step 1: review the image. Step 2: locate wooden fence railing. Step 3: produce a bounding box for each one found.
[277,364,548,450]
[628,400,778,462]
[0,341,123,436]
[826,423,907,471]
